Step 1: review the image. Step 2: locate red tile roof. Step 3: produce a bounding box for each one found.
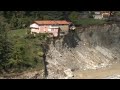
[34,20,70,25]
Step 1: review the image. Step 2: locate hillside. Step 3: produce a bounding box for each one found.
[1,23,120,79]
[45,23,120,79]
[1,11,120,79]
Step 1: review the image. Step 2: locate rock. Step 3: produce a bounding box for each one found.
[64,69,74,78]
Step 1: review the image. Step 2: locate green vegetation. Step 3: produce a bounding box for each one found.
[68,11,107,26]
[0,22,14,73]
[75,18,107,26]
[0,25,50,74]
[8,29,28,38]
[68,11,80,23]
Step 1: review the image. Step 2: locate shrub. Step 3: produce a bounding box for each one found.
[27,29,31,34]
[24,33,35,39]
[2,36,44,73]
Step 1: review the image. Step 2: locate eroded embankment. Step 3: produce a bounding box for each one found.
[46,24,120,79]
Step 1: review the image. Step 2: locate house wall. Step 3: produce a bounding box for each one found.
[31,28,39,34]
[30,23,69,37]
[93,15,103,19]
[39,25,50,33]
[30,24,50,34]
[51,28,59,37]
[59,25,69,31]
[102,13,110,18]
[94,12,101,15]
[93,11,111,20]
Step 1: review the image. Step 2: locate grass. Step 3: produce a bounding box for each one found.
[8,29,29,38]
[74,18,107,26]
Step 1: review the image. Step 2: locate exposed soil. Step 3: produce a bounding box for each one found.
[46,24,120,79]
[73,62,120,79]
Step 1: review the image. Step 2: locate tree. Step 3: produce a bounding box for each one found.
[0,22,13,71]
[0,11,74,30]
[62,11,71,20]
[68,11,80,23]
[40,11,64,20]
[10,14,18,29]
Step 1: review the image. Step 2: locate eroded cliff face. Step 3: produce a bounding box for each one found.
[46,24,120,79]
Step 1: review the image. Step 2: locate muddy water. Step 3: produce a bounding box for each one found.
[74,62,120,79]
